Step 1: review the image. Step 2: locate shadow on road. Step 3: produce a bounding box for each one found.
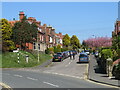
[52,60,62,62]
[76,62,89,64]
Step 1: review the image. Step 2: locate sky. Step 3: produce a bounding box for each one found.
[2,2,118,43]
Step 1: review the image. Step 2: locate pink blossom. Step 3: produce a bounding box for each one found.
[84,37,112,48]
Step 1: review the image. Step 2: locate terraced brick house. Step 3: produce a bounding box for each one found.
[8,11,64,52]
[112,20,120,36]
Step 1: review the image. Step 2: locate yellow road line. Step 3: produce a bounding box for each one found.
[86,79,119,88]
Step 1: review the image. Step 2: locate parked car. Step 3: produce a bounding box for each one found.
[63,51,69,59]
[57,52,64,56]
[95,52,99,58]
[69,50,77,56]
[52,54,63,62]
[84,50,90,55]
[69,50,73,56]
[79,53,89,63]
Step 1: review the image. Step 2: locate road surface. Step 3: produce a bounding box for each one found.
[1,54,118,89]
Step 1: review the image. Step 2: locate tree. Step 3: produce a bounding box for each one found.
[112,34,120,50]
[12,16,37,50]
[63,34,70,47]
[82,40,88,49]
[1,18,15,52]
[84,37,112,48]
[57,44,61,52]
[70,35,81,49]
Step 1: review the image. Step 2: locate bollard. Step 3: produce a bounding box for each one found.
[26,55,29,63]
[17,52,20,63]
[107,58,113,78]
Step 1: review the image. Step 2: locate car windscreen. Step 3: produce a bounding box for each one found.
[54,55,60,57]
[84,50,89,52]
[57,53,62,55]
[79,54,88,57]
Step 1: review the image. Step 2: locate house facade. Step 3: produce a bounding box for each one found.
[112,20,120,36]
[8,11,64,52]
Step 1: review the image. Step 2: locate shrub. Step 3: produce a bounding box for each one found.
[45,48,50,54]
[53,46,57,53]
[48,47,54,55]
[61,47,68,52]
[101,49,113,60]
[116,49,120,58]
[56,44,61,52]
[113,63,120,80]
[100,49,113,73]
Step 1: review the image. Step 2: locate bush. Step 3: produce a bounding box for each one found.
[113,63,120,80]
[48,47,54,55]
[100,49,113,73]
[56,44,61,52]
[61,47,68,52]
[45,48,50,54]
[53,46,57,53]
[116,49,120,57]
[101,49,113,60]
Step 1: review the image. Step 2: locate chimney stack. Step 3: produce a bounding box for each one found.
[19,11,25,20]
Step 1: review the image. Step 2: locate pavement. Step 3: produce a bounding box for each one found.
[88,55,120,87]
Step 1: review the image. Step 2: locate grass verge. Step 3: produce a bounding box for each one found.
[1,50,52,68]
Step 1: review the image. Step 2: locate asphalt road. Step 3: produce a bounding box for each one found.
[1,54,118,89]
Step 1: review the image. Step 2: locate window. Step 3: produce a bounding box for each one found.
[49,36,52,43]
[119,26,120,30]
[38,27,41,32]
[38,44,40,50]
[42,35,44,41]
[40,35,41,41]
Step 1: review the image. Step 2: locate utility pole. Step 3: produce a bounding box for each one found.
[37,29,39,63]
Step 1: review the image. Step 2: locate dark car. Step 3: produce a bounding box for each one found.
[79,53,89,63]
[52,54,63,62]
[57,52,64,58]
[63,51,69,59]
[71,50,77,55]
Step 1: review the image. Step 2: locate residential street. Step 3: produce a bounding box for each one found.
[1,54,118,89]
[1,2,120,90]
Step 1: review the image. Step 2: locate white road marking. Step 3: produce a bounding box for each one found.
[65,60,73,67]
[14,74,23,78]
[43,71,84,79]
[27,77,38,81]
[43,81,59,87]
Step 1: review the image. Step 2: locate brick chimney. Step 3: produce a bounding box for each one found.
[19,11,25,20]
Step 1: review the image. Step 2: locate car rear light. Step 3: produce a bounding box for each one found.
[58,57,61,59]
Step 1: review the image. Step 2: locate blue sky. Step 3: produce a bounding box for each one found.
[2,2,118,43]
